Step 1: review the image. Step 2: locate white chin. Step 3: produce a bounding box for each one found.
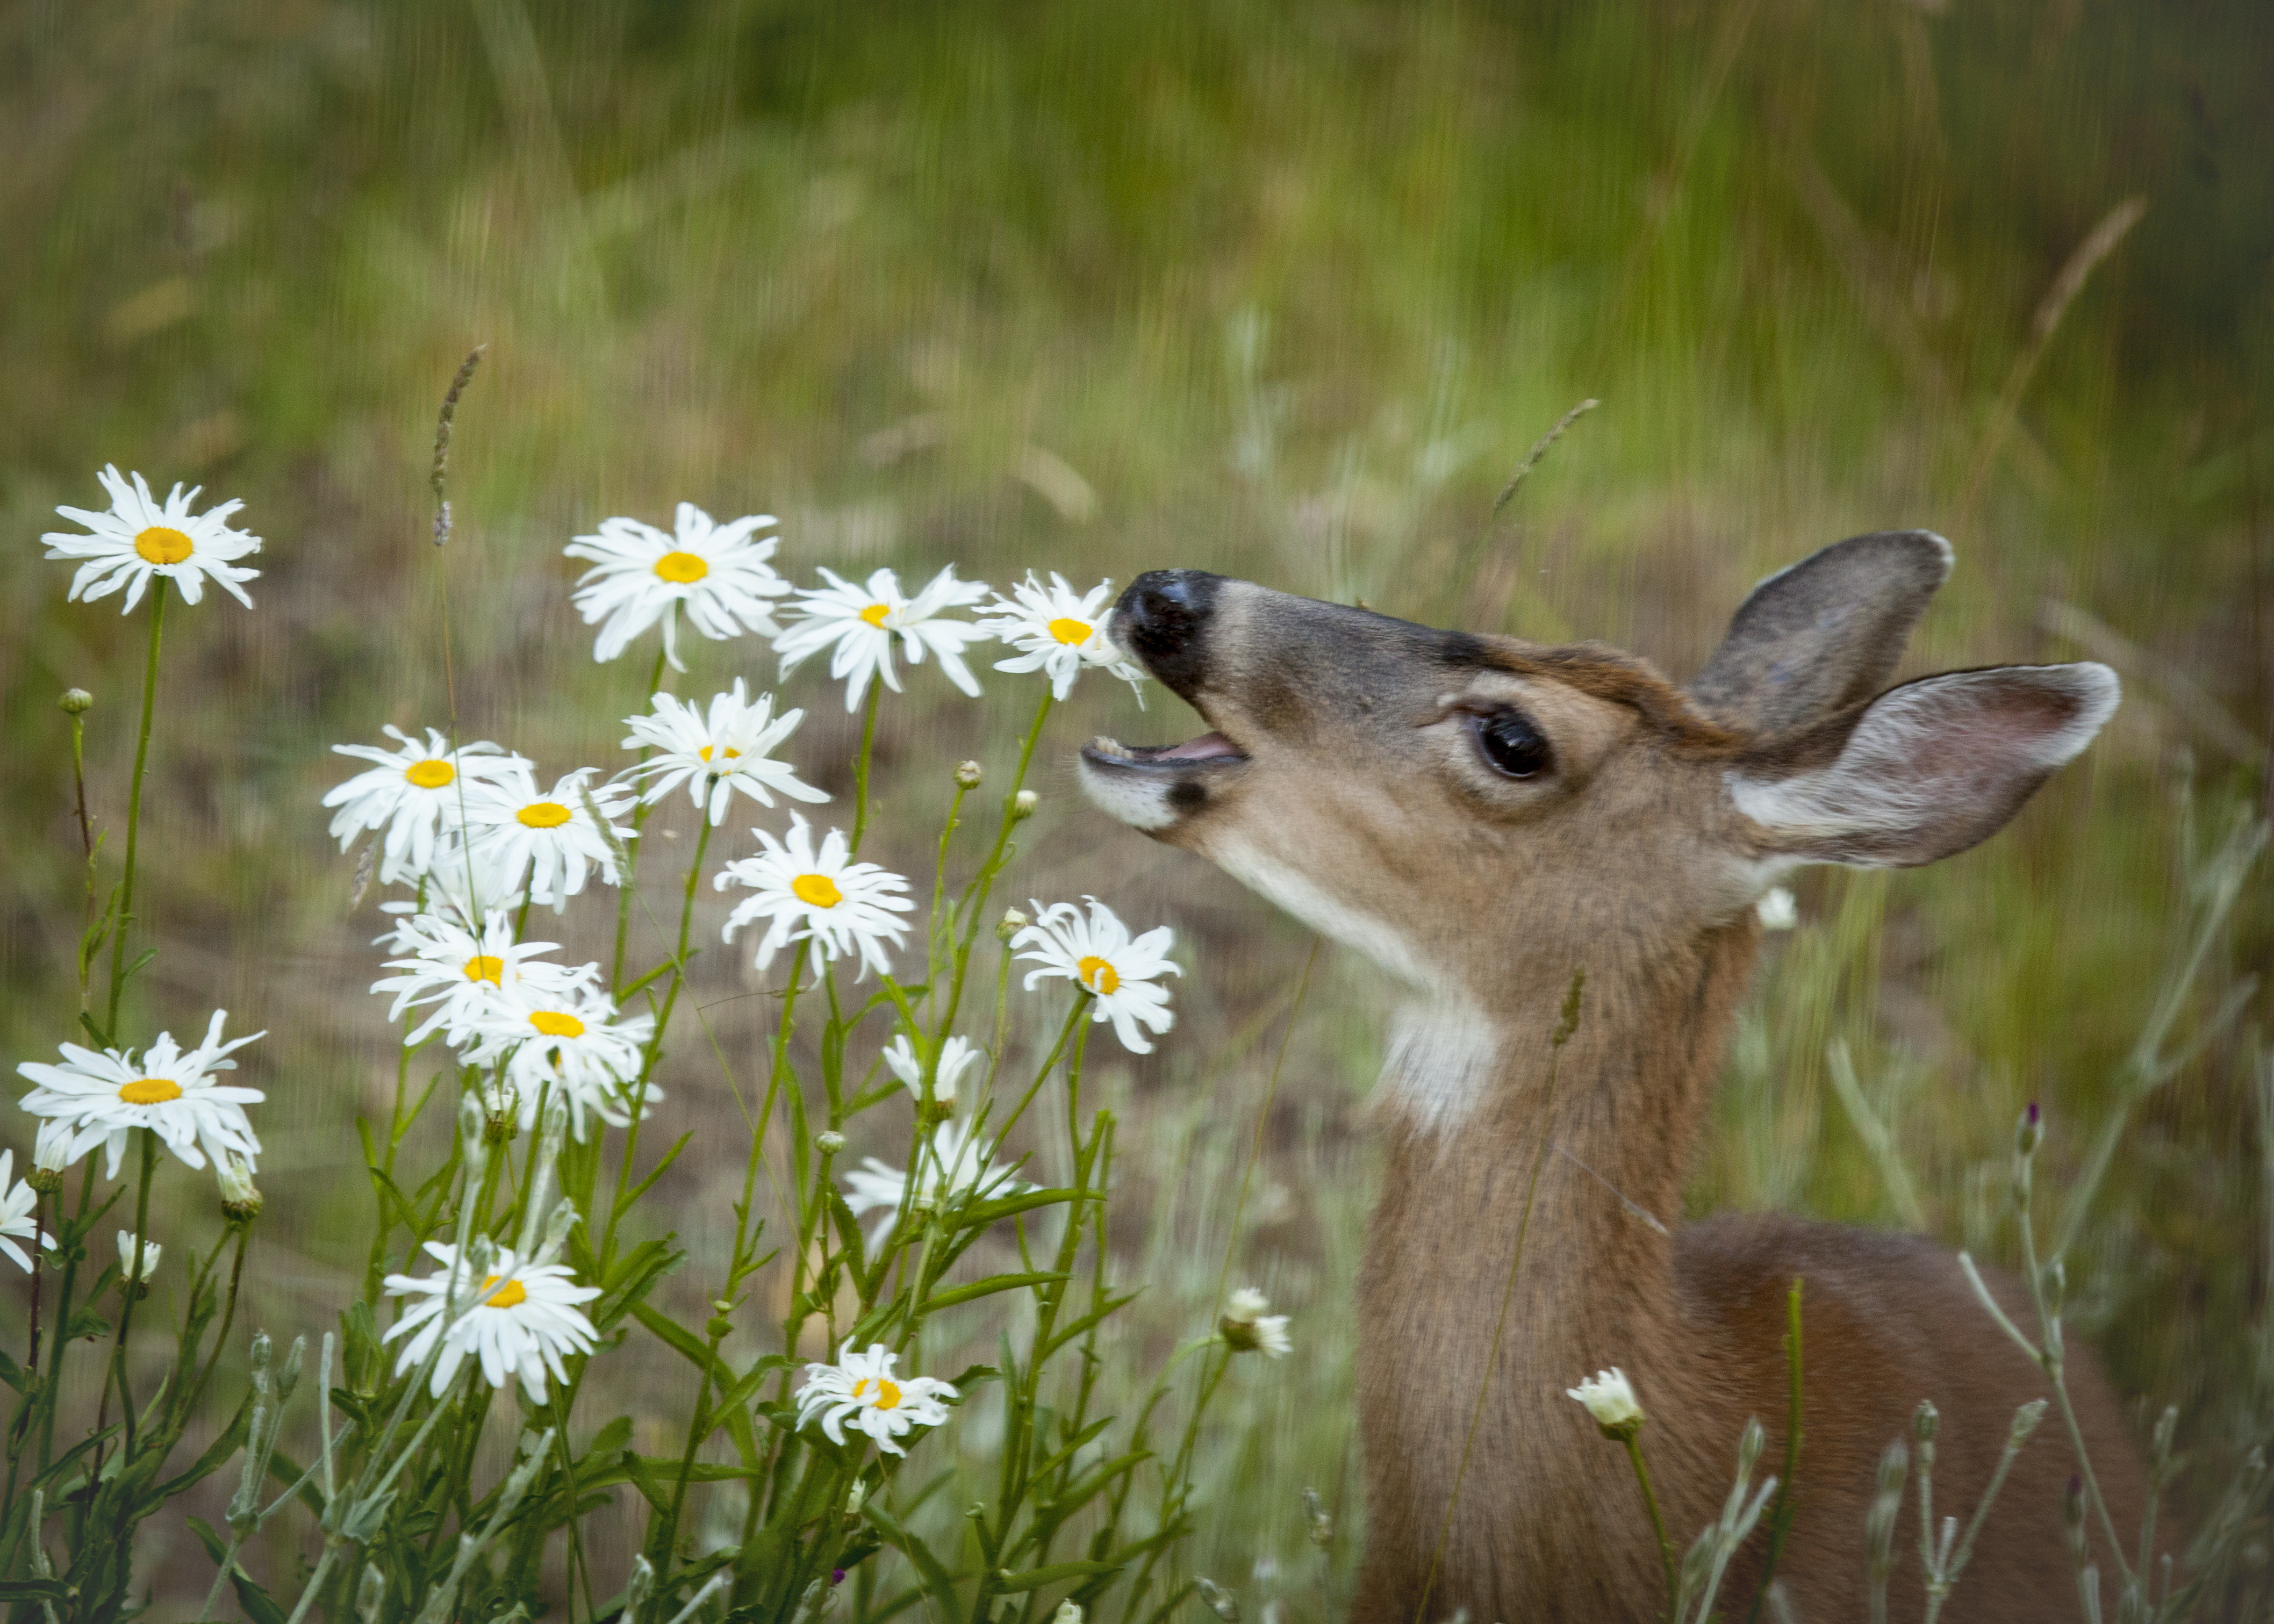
[1077,758,1181,832]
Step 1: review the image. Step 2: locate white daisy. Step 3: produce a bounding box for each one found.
[1012,898,1181,1054]
[841,1117,1027,1249]
[382,1240,600,1401]
[378,833,526,940]
[322,727,533,885]
[371,910,595,1048]
[881,1032,981,1109]
[29,1119,77,1191]
[463,982,657,1141]
[0,1153,41,1272]
[42,465,262,613]
[565,502,793,672]
[1220,1286,1292,1357]
[1567,1367,1644,1435]
[715,815,913,979]
[794,1343,957,1457]
[616,679,829,827]
[979,572,1147,701]
[118,1230,162,1282]
[774,565,993,712]
[463,769,637,910]
[17,1011,265,1178]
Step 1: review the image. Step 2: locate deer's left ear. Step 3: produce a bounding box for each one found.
[1728,663,2120,868]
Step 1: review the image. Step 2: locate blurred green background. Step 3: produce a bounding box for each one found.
[3,0,2272,1609]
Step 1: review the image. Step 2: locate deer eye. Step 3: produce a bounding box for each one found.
[1471,708,1553,780]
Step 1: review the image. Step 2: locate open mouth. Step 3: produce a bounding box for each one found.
[1080,731,1251,773]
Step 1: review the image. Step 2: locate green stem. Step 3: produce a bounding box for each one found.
[613,645,673,990]
[105,1130,161,1457]
[603,818,714,1268]
[1745,1280,1806,1624]
[850,681,883,854]
[1623,1432,1680,1618]
[106,580,167,1033]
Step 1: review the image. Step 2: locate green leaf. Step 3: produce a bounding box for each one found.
[629,1300,726,1382]
[924,1271,1070,1311]
[150,1393,253,1502]
[584,1414,634,1460]
[862,1501,961,1612]
[991,1560,1122,1593]
[186,1514,288,1624]
[953,1187,1092,1230]
[121,944,159,983]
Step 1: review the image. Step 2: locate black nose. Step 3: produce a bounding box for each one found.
[1113,570,1222,700]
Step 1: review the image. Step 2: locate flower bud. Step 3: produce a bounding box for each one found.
[59,688,92,716]
[1302,1486,1334,1549]
[996,907,1029,944]
[355,1564,388,1624]
[956,760,984,789]
[1012,789,1038,820]
[30,1120,74,1194]
[1195,1577,1239,1623]
[1053,1604,1084,1624]
[1913,1398,1939,1443]
[118,1230,162,1290]
[623,1556,655,1618]
[2016,1100,2043,1159]
[277,1333,306,1404]
[816,1130,846,1155]
[218,1151,263,1223]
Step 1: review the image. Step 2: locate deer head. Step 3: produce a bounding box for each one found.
[1080,532,2117,1129]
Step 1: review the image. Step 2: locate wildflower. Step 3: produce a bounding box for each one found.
[17,1011,264,1179]
[464,983,657,1142]
[0,1153,40,1272]
[43,465,261,612]
[1013,897,1181,1054]
[881,1032,981,1109]
[774,565,992,711]
[715,815,913,978]
[371,909,593,1048]
[995,907,1028,943]
[980,572,1147,701]
[382,1240,600,1400]
[1012,789,1038,820]
[955,760,983,789]
[216,1151,262,1224]
[816,1130,846,1155]
[616,679,827,826]
[59,689,92,716]
[794,1343,957,1456]
[1566,1367,1644,1438]
[1755,886,1799,931]
[377,833,525,939]
[28,1120,75,1194]
[118,1230,162,1283]
[463,769,637,909]
[841,1118,1027,1248]
[322,727,533,885]
[1220,1287,1292,1357]
[565,502,793,672]
[1054,1604,1084,1624]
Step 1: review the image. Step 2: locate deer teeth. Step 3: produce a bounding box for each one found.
[1089,735,1135,760]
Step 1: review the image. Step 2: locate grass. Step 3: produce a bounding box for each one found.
[2,0,2271,1613]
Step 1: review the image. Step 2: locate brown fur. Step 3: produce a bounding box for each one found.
[1084,552,2145,1622]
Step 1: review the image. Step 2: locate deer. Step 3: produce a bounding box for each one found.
[1075,532,2147,1622]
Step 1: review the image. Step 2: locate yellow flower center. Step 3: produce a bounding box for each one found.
[118,1077,183,1105]
[859,603,892,628]
[464,954,505,985]
[1077,955,1120,996]
[518,801,571,829]
[1048,616,1092,646]
[405,758,455,789]
[792,873,843,909]
[133,526,194,565]
[851,1376,903,1410]
[654,551,709,584]
[697,745,743,763]
[529,1010,585,1039]
[480,1275,527,1309]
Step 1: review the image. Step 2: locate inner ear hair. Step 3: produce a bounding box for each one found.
[1728,662,2120,868]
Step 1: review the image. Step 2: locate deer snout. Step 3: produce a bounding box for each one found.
[1112,570,1223,701]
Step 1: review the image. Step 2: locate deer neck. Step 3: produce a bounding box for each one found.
[1354,921,1760,1606]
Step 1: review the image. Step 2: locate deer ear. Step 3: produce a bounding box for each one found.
[1688,531,1953,737]
[1728,663,2120,868]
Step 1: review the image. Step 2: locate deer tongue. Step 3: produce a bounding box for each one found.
[1152,731,1242,761]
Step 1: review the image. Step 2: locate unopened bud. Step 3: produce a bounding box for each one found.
[996,907,1029,944]
[1053,1604,1084,1624]
[118,1230,161,1290]
[277,1333,306,1403]
[30,1120,73,1194]
[1012,789,1038,820]
[1302,1486,1334,1549]
[2042,1256,2066,1318]
[816,1130,846,1155]
[59,688,93,716]
[218,1151,263,1223]
[355,1564,388,1624]
[542,1199,582,1256]
[1194,1577,1239,1623]
[2016,1101,2043,1158]
[623,1555,655,1618]
[458,1091,489,1176]
[846,1478,868,1517]
[1913,1399,1939,1443]
[956,760,983,789]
